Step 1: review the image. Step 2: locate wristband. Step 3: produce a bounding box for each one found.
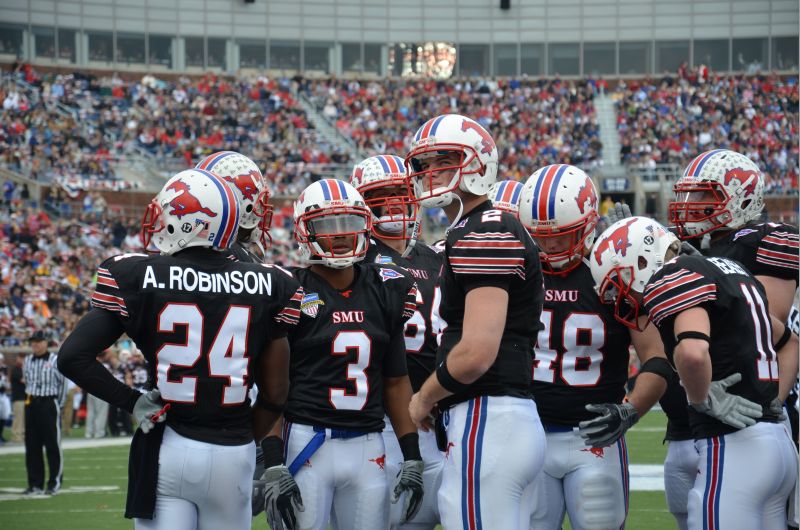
[774,325,793,351]
[436,359,470,395]
[398,432,422,461]
[260,435,285,467]
[676,331,711,344]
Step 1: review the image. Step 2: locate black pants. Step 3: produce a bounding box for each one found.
[24,397,62,490]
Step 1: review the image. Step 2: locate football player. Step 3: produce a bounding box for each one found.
[351,154,445,530]
[258,179,424,530]
[196,151,274,263]
[487,179,524,216]
[517,164,670,530]
[671,149,800,527]
[57,169,303,530]
[405,114,547,529]
[591,216,798,530]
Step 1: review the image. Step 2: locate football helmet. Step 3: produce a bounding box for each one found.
[405,114,498,208]
[196,151,273,248]
[488,179,524,215]
[669,149,764,239]
[590,216,679,330]
[142,168,240,255]
[350,154,418,240]
[519,165,599,275]
[293,179,371,269]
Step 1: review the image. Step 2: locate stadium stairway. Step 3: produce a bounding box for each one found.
[297,92,365,163]
[595,94,622,167]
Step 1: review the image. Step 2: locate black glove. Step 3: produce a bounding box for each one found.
[391,459,424,523]
[578,402,639,448]
[261,465,303,530]
[132,389,167,434]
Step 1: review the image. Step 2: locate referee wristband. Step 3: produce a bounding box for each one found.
[436,359,469,395]
[774,325,793,351]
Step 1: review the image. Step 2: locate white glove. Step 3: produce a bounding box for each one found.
[261,465,304,530]
[690,373,763,429]
[606,202,632,225]
[391,460,424,523]
[132,389,168,434]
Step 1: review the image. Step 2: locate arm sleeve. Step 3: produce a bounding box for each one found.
[449,224,527,292]
[57,308,142,413]
[755,228,799,282]
[643,266,718,327]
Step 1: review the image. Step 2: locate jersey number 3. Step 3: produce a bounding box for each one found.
[533,310,605,386]
[156,303,251,405]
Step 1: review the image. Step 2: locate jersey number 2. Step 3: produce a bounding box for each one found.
[156,303,251,405]
[533,310,605,386]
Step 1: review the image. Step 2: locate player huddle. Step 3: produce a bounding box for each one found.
[56,114,798,530]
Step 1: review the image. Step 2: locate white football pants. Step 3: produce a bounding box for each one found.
[664,439,699,530]
[439,395,546,530]
[135,426,255,530]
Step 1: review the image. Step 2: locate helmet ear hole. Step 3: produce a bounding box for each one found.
[638,256,648,271]
[167,224,175,234]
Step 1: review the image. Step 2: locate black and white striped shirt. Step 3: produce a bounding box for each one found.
[23,352,67,405]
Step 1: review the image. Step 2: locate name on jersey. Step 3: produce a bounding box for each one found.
[142,265,272,295]
[332,310,365,323]
[545,289,579,302]
[707,257,748,276]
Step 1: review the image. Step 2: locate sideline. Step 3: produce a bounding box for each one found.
[0,436,133,456]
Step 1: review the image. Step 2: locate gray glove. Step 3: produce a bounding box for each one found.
[132,389,168,434]
[606,202,632,225]
[391,459,424,523]
[261,465,303,530]
[690,373,763,429]
[769,397,788,421]
[578,402,639,448]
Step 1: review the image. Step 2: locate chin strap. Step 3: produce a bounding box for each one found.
[401,221,420,259]
[444,195,464,236]
[700,233,711,250]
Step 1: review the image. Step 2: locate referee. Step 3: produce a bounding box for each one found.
[23,330,67,495]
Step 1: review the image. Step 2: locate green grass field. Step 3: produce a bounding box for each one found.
[0,412,674,529]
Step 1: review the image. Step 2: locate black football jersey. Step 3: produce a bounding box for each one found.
[229,240,263,264]
[703,222,799,284]
[438,201,545,408]
[643,254,781,438]
[365,238,444,392]
[90,248,303,445]
[659,371,693,441]
[531,261,632,426]
[285,263,417,432]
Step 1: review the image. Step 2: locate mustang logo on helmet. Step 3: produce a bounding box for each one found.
[575,177,597,214]
[352,166,364,184]
[593,219,637,266]
[223,170,260,201]
[723,168,759,197]
[166,180,217,219]
[460,120,496,155]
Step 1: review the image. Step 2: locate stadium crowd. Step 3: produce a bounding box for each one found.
[616,66,799,193]
[303,76,603,180]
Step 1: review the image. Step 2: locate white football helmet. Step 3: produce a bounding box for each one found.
[590,217,679,329]
[196,151,273,248]
[488,179,524,215]
[142,168,240,255]
[405,114,498,208]
[293,179,371,269]
[669,149,765,239]
[519,165,599,275]
[350,154,418,241]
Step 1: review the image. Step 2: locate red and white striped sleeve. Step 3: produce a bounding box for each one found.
[91,265,130,317]
[643,268,717,326]
[756,229,799,276]
[449,231,526,286]
[274,286,304,328]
